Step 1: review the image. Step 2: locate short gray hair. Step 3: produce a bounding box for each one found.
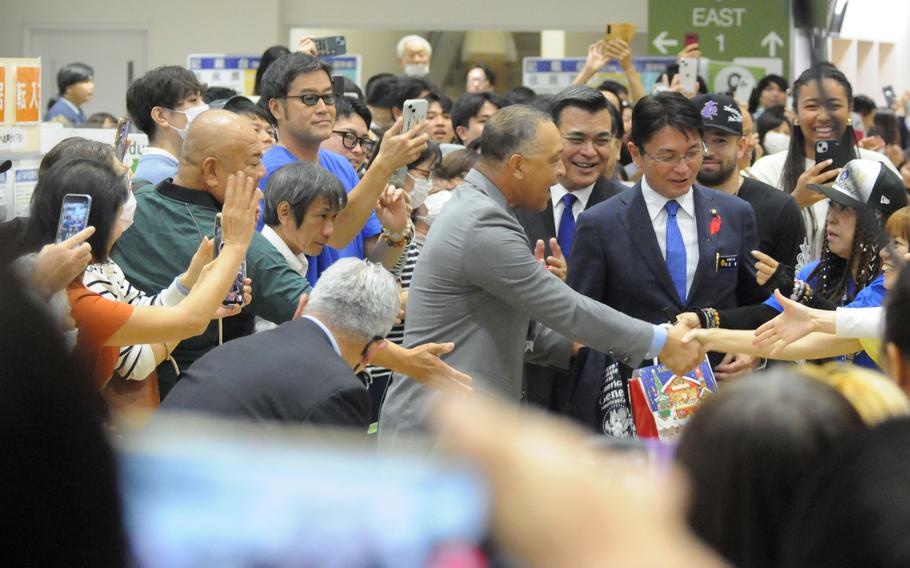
[396,35,432,58]
[480,104,551,163]
[304,258,401,342]
[263,162,347,227]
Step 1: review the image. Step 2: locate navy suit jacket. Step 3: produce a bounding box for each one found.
[568,182,765,326]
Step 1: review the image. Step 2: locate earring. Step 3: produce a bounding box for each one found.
[792,119,799,126]
[847,117,853,126]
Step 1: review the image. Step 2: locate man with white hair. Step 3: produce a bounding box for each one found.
[161,258,401,430]
[397,35,432,78]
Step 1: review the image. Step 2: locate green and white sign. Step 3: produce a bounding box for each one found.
[648,0,790,78]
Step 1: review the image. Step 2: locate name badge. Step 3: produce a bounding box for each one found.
[716,254,738,272]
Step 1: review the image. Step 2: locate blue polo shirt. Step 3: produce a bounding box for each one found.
[260,146,382,285]
[764,259,886,369]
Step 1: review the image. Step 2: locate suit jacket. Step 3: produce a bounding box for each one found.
[378,169,656,444]
[161,318,370,430]
[565,182,766,432]
[514,176,626,259]
[513,176,625,411]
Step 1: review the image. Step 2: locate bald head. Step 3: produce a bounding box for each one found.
[182,109,258,167]
[174,109,266,201]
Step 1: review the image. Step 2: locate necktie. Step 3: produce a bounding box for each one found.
[557,193,577,256]
[664,200,687,304]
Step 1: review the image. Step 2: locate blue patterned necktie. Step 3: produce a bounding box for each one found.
[664,200,687,304]
[557,193,577,255]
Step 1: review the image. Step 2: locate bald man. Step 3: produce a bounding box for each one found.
[114,110,470,398]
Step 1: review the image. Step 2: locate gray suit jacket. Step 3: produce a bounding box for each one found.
[378,169,655,443]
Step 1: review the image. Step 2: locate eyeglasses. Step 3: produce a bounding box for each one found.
[333,131,376,154]
[283,93,336,106]
[640,142,707,166]
[562,134,614,148]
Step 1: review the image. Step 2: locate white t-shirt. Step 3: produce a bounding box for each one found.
[749,147,898,263]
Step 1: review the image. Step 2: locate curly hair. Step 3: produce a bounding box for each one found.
[807,207,883,304]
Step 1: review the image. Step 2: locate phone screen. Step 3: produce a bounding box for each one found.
[213,213,246,307]
[55,194,92,243]
[883,86,897,109]
[117,416,490,568]
[114,118,131,162]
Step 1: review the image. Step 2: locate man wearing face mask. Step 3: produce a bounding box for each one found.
[127,66,209,185]
[161,258,399,431]
[694,94,804,268]
[397,35,432,78]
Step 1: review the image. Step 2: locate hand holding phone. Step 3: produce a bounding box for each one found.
[213,213,246,307]
[883,85,897,110]
[113,117,131,162]
[678,58,698,95]
[401,99,429,133]
[314,36,347,56]
[814,139,852,172]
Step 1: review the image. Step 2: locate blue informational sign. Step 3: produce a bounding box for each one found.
[186,54,262,96]
[319,55,362,89]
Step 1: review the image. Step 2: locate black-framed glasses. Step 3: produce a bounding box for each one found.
[640,142,708,166]
[283,93,336,106]
[333,130,376,153]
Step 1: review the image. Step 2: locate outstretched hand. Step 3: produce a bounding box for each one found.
[534,238,568,282]
[753,289,815,355]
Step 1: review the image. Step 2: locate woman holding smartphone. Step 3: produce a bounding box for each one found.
[27,156,258,392]
[750,62,899,260]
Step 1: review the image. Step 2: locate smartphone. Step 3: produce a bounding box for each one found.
[679,57,698,94]
[213,213,246,307]
[605,22,636,43]
[883,85,897,109]
[815,139,853,173]
[685,32,700,47]
[113,117,131,162]
[314,35,347,56]
[401,98,428,132]
[55,194,92,244]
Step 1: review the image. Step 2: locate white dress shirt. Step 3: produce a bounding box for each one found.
[550,182,595,234]
[256,225,310,332]
[640,176,699,298]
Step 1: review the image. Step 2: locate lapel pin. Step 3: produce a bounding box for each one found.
[709,208,721,236]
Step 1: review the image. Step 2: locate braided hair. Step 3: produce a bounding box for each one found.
[781,63,858,196]
[807,207,883,304]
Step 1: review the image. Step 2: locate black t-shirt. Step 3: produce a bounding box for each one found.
[736,177,805,267]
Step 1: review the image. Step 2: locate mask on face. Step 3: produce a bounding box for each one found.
[408,175,431,208]
[403,63,430,78]
[763,131,791,155]
[118,190,137,232]
[167,103,210,140]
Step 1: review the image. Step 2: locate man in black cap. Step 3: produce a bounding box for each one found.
[693,93,805,269]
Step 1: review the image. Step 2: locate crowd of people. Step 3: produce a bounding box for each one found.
[6,31,910,566]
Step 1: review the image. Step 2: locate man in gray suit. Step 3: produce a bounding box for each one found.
[379,105,700,443]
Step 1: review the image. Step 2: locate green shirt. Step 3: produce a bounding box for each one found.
[112,180,312,369]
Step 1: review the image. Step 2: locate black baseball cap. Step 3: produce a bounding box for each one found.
[809,159,908,218]
[692,93,743,136]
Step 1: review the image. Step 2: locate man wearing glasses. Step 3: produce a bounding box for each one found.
[258,52,427,285]
[565,92,767,436]
[514,85,627,413]
[322,96,376,172]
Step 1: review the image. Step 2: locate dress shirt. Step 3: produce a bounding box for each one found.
[301,315,342,356]
[640,176,699,298]
[550,182,595,234]
[261,225,309,277]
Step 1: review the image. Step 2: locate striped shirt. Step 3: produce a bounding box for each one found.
[82,260,187,382]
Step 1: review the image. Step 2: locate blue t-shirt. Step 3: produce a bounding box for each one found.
[260,146,382,285]
[134,151,180,185]
[764,259,886,369]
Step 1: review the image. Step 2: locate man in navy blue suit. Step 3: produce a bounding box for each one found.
[566,92,767,436]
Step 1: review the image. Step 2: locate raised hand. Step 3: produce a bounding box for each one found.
[375,185,410,234]
[220,172,259,251]
[753,289,816,355]
[534,238,568,281]
[751,250,780,286]
[31,226,96,297]
[374,118,430,175]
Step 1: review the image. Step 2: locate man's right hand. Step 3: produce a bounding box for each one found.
[374,118,429,175]
[658,322,702,376]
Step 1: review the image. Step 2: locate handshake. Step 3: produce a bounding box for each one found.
[657,318,708,377]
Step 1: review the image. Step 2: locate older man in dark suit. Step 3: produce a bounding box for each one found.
[161,258,400,431]
[567,92,767,436]
[514,85,627,412]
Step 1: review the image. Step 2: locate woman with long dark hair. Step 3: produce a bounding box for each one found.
[750,63,899,260]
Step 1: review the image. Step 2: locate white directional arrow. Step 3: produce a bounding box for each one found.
[652,31,679,55]
[761,31,784,57]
